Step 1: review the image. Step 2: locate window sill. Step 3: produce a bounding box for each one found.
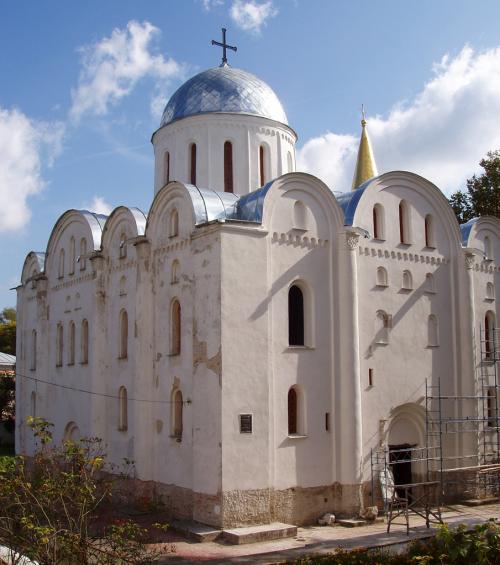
[287,434,307,440]
[426,345,440,349]
[67,362,75,366]
[118,356,128,361]
[375,284,388,289]
[170,435,182,443]
[485,297,495,302]
[375,341,388,346]
[424,246,436,251]
[425,290,437,295]
[80,361,88,366]
[372,238,386,243]
[168,352,181,357]
[286,345,315,351]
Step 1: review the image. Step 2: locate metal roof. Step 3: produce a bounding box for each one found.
[0,352,15,367]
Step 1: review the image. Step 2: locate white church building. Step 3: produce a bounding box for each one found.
[15,40,500,528]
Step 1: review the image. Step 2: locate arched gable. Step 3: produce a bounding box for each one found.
[101,206,147,259]
[21,251,46,284]
[461,216,500,250]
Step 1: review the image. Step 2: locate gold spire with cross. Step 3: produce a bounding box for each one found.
[351,105,378,190]
[211,28,237,66]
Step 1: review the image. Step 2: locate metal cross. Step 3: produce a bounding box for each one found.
[211,28,237,65]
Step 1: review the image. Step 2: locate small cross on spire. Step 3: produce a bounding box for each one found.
[361,104,367,126]
[211,28,237,66]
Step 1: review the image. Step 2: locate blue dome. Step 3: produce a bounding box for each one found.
[160,65,288,127]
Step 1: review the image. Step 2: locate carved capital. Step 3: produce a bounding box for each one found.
[346,230,360,251]
[465,252,476,270]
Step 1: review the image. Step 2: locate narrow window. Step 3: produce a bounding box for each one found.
[402,270,413,290]
[288,284,305,346]
[31,330,37,371]
[369,368,374,387]
[487,387,497,428]
[30,391,36,417]
[81,319,89,364]
[425,273,436,293]
[79,238,87,271]
[171,299,181,355]
[428,314,439,347]
[259,145,265,187]
[118,386,128,431]
[293,201,307,230]
[373,204,385,239]
[287,151,293,173]
[172,389,183,438]
[119,310,128,359]
[485,311,496,360]
[224,141,234,193]
[486,282,495,301]
[119,232,127,259]
[68,321,75,365]
[190,143,197,185]
[56,323,63,367]
[164,151,170,185]
[171,259,180,284]
[58,249,65,279]
[425,214,434,248]
[169,209,179,237]
[240,414,253,434]
[69,237,75,275]
[485,236,493,260]
[376,267,388,287]
[375,310,390,345]
[399,200,410,244]
[325,412,330,432]
[288,387,298,435]
[119,276,127,296]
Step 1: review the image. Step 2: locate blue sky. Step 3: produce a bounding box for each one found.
[2,0,500,310]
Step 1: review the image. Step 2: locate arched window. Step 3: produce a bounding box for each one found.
[428,315,439,347]
[293,201,307,230]
[164,151,170,185]
[119,232,127,259]
[375,310,390,344]
[190,143,197,185]
[486,282,495,300]
[485,311,496,359]
[402,270,413,290]
[171,259,180,284]
[56,323,63,366]
[30,391,36,417]
[287,151,293,173]
[172,388,183,439]
[68,321,75,365]
[288,285,304,346]
[376,267,388,287]
[399,200,410,244]
[69,237,75,275]
[81,319,89,364]
[64,422,80,442]
[118,386,128,431]
[31,330,37,371]
[425,273,436,293]
[288,387,298,435]
[224,141,234,193]
[373,204,385,240]
[119,275,127,296]
[485,236,493,260]
[58,248,65,279]
[119,310,128,359]
[169,209,179,237]
[171,299,181,355]
[79,238,87,271]
[425,214,435,248]
[259,145,266,187]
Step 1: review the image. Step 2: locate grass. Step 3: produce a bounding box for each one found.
[0,444,15,470]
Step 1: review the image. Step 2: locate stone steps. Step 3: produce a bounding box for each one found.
[222,522,298,545]
[171,520,222,543]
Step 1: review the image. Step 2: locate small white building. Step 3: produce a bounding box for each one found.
[15,55,500,527]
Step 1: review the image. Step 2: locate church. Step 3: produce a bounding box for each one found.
[15,33,500,528]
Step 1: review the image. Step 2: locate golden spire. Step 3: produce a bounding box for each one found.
[351,105,378,190]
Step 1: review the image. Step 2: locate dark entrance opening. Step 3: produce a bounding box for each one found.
[389,443,415,499]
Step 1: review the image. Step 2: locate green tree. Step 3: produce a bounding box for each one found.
[0,307,16,355]
[450,150,500,223]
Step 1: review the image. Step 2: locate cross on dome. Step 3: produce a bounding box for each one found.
[211,27,237,66]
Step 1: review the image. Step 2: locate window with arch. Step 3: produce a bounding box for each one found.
[68,321,75,365]
[259,144,267,187]
[287,151,293,173]
[189,142,197,185]
[424,214,435,248]
[58,248,65,279]
[171,299,181,355]
[376,266,388,287]
[399,200,410,244]
[425,273,436,293]
[81,319,89,364]
[119,275,127,296]
[485,235,493,260]
[224,141,234,193]
[164,151,170,185]
[373,204,385,240]
[288,387,299,435]
[64,422,81,442]
[428,314,439,347]
[375,310,390,344]
[69,237,75,275]
[172,388,183,439]
[56,323,63,366]
[119,310,128,359]
[30,391,36,417]
[288,284,305,346]
[486,282,495,301]
[31,330,37,371]
[485,311,496,359]
[119,232,127,259]
[402,270,413,290]
[169,208,179,237]
[118,386,128,431]
[171,259,180,284]
[79,238,87,271]
[293,201,307,230]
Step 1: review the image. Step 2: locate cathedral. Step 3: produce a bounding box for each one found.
[15,37,500,528]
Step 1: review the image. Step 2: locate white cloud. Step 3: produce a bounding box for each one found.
[88,196,113,216]
[0,107,64,232]
[230,0,278,33]
[70,20,185,122]
[298,45,500,196]
[201,0,224,10]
